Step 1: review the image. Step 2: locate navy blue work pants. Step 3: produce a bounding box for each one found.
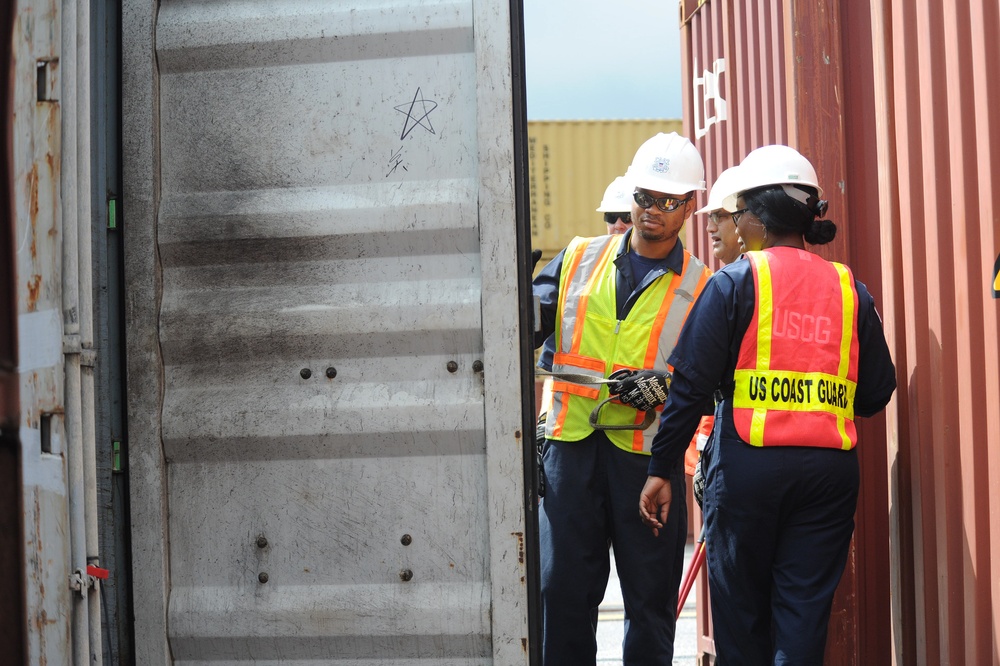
[539,430,687,666]
[702,436,859,666]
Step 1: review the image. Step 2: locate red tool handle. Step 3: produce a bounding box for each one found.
[87,565,110,580]
[676,540,706,619]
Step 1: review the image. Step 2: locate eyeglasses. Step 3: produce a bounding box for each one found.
[708,211,733,225]
[604,212,632,225]
[730,208,749,224]
[633,190,692,213]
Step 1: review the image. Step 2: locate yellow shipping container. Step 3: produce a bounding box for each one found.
[528,119,683,264]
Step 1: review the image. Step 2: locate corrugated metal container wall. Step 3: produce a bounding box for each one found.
[680,0,852,271]
[680,0,892,663]
[870,1,1000,664]
[122,1,532,664]
[680,0,787,271]
[528,119,682,261]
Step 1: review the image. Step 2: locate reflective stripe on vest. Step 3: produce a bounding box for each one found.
[547,235,711,453]
[732,248,860,449]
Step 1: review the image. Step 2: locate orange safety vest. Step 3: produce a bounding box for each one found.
[686,416,714,476]
[547,234,712,454]
[732,248,860,449]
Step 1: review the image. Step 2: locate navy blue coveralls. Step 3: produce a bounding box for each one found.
[647,257,896,666]
[533,229,689,666]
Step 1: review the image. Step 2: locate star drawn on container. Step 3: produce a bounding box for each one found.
[394,87,438,140]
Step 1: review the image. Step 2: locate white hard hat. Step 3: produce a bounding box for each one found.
[596,175,633,212]
[628,132,706,194]
[721,145,823,211]
[695,166,742,214]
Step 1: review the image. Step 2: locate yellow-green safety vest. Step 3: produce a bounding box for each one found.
[546,234,711,453]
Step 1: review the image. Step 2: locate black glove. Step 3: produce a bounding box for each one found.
[693,455,705,509]
[607,369,671,412]
[535,412,548,498]
[531,249,543,271]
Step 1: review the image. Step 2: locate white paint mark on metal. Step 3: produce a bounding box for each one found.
[18,309,63,372]
[20,427,68,493]
[694,58,728,139]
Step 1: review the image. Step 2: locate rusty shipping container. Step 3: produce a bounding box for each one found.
[528,119,682,262]
[872,0,1000,663]
[681,5,880,660]
[680,0,1000,664]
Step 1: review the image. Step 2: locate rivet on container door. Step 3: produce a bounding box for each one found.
[300,368,312,379]
[258,572,269,584]
[400,534,412,546]
[472,360,484,373]
[446,361,458,373]
[399,569,413,582]
[256,536,268,549]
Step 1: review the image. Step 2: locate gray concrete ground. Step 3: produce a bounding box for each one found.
[596,542,698,665]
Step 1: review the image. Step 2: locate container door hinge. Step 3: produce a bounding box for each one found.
[62,334,81,355]
[68,565,109,597]
[80,347,97,368]
[64,336,97,366]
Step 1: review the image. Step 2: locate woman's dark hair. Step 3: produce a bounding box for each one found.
[742,184,837,245]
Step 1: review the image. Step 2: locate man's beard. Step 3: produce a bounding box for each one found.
[636,225,679,243]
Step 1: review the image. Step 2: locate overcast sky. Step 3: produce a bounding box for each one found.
[523,0,683,120]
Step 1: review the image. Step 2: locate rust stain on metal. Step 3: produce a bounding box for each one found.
[45,153,57,243]
[44,90,59,136]
[37,610,49,666]
[27,163,38,259]
[511,531,524,565]
[26,274,41,312]
[29,495,48,665]
[45,149,58,251]
[521,637,528,652]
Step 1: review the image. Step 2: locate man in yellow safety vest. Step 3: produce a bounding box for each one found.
[532,132,713,665]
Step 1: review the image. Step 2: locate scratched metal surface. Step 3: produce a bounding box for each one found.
[13,0,73,664]
[125,0,528,663]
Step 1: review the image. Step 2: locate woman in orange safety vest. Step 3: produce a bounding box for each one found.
[638,145,897,665]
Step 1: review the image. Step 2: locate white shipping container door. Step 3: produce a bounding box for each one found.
[122,1,530,664]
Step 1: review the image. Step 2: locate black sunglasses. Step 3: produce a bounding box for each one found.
[633,190,692,213]
[604,212,632,225]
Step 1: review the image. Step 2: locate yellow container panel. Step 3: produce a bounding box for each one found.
[528,119,683,264]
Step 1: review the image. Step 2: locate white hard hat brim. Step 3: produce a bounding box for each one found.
[631,175,706,195]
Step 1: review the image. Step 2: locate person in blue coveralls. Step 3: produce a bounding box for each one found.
[639,145,897,665]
